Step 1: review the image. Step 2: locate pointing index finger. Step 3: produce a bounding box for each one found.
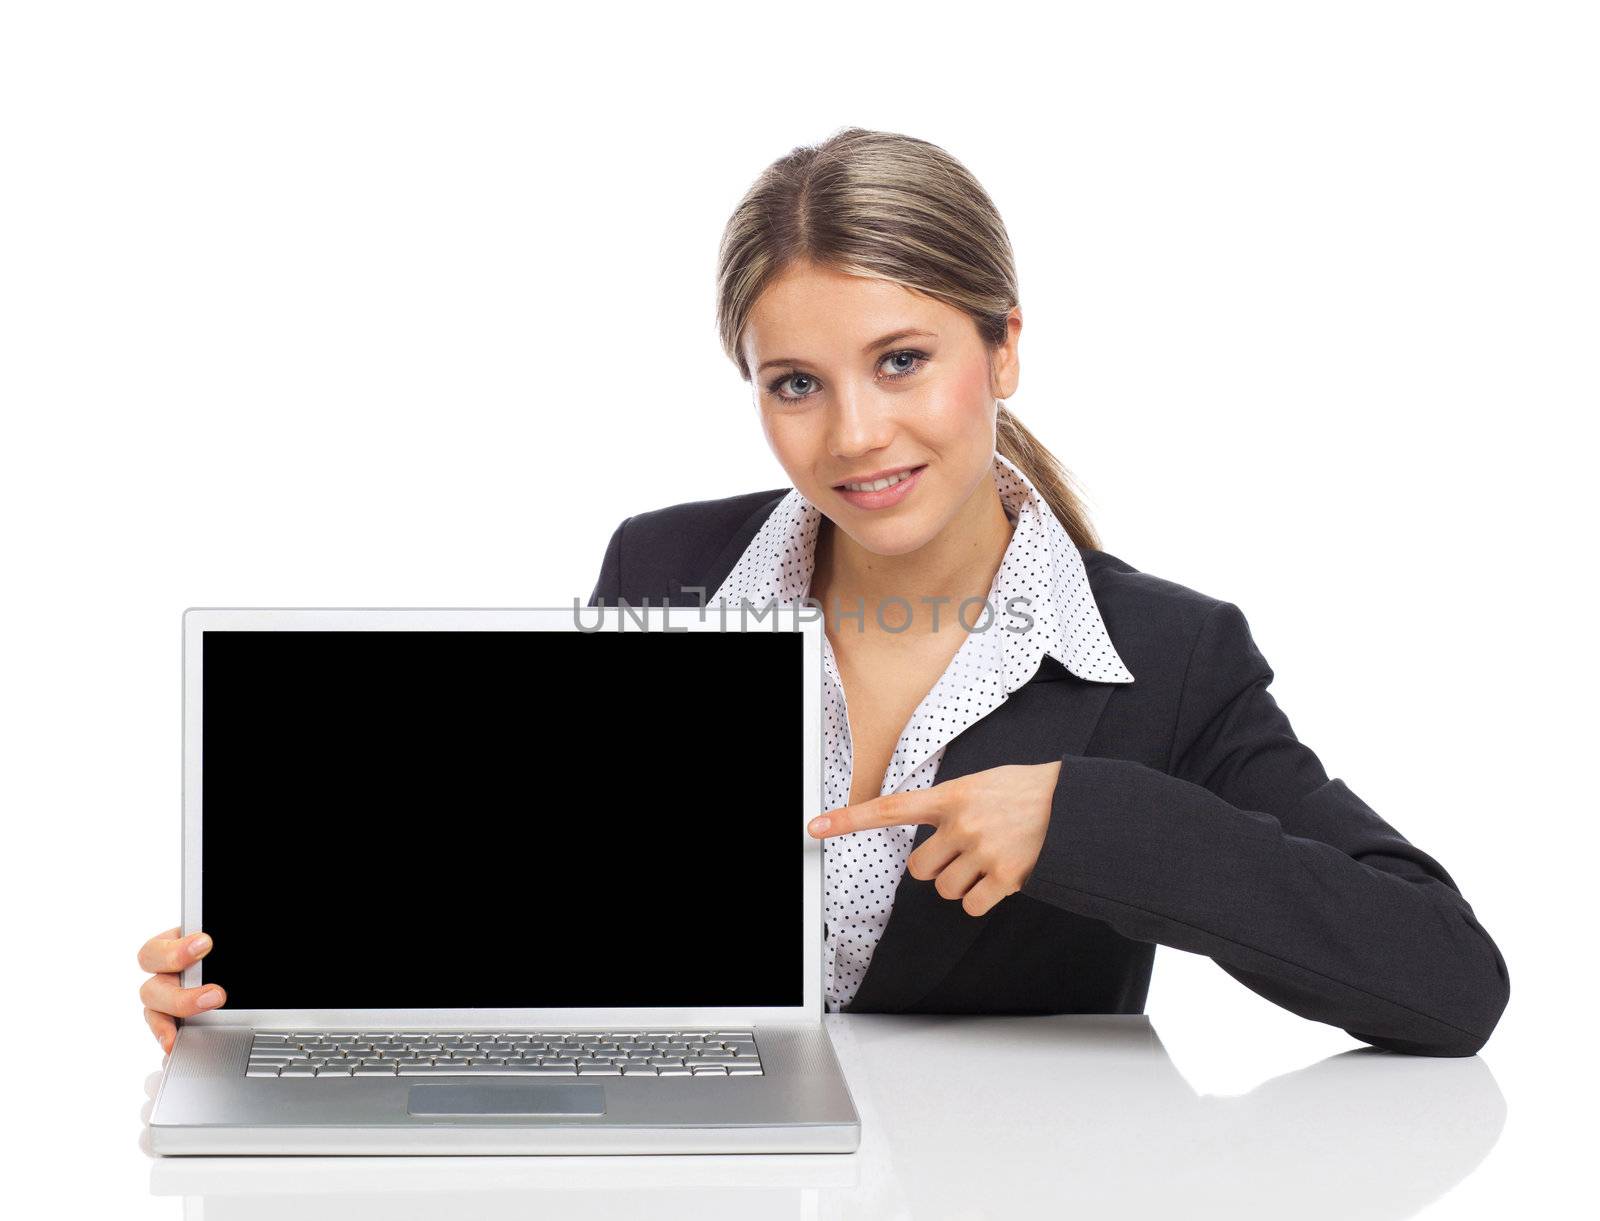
[808,788,942,838]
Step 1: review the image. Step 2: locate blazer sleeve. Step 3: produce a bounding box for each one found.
[585,515,631,607]
[1016,599,1511,1056]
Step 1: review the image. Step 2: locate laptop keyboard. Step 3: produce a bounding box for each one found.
[245,1029,764,1078]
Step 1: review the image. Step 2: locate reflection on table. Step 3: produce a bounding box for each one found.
[146,1013,1505,1220]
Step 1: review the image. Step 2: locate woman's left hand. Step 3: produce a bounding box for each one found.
[807,761,1062,917]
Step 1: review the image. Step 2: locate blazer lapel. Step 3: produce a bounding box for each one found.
[666,492,788,607]
[843,655,1117,1012]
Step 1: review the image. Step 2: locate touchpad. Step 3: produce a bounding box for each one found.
[407,1082,606,1117]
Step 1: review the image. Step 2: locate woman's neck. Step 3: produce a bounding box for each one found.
[810,470,1016,635]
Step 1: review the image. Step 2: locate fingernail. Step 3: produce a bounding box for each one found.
[188,934,212,956]
[810,817,830,834]
[197,988,223,1008]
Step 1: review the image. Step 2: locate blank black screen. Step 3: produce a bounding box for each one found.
[199,627,804,1008]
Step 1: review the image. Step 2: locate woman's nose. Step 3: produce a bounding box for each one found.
[825,389,896,459]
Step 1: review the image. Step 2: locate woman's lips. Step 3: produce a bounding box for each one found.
[834,464,927,510]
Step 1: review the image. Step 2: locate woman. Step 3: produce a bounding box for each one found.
[138,126,1509,1057]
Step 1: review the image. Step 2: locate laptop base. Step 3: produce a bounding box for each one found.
[149,1023,861,1156]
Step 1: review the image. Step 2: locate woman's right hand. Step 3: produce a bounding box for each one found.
[139,925,227,1055]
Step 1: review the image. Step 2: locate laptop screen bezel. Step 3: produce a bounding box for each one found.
[179,604,825,1027]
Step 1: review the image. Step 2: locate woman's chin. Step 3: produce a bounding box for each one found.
[834,514,939,559]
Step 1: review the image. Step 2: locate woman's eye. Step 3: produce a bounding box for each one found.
[772,372,819,400]
[765,349,930,403]
[880,349,928,378]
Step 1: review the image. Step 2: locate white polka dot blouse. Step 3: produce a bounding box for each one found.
[710,450,1135,1012]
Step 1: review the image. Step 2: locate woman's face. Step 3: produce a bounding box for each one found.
[741,260,1021,558]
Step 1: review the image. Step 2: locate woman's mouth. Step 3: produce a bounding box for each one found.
[833,464,927,510]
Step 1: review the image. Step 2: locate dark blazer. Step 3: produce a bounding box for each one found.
[586,489,1511,1057]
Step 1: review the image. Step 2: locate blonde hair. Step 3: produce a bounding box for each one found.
[715,125,1104,551]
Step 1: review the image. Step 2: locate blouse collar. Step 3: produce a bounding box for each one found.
[710,450,1135,687]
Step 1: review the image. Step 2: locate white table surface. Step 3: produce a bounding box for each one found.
[80,1009,1579,1218]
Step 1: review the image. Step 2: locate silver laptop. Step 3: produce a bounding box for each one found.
[148,604,860,1155]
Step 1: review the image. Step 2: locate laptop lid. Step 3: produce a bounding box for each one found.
[179,605,824,1029]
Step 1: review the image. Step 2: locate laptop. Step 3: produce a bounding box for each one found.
[148,604,861,1155]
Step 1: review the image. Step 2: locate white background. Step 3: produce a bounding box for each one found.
[2,1,1594,1215]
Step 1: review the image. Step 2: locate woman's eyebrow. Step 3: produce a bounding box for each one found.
[758,328,938,373]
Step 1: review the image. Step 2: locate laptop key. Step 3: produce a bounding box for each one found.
[398,1062,483,1075]
[460,1063,538,1074]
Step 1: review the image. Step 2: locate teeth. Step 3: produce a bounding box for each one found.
[843,469,915,493]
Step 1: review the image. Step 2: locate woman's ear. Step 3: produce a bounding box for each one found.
[989,307,1022,399]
